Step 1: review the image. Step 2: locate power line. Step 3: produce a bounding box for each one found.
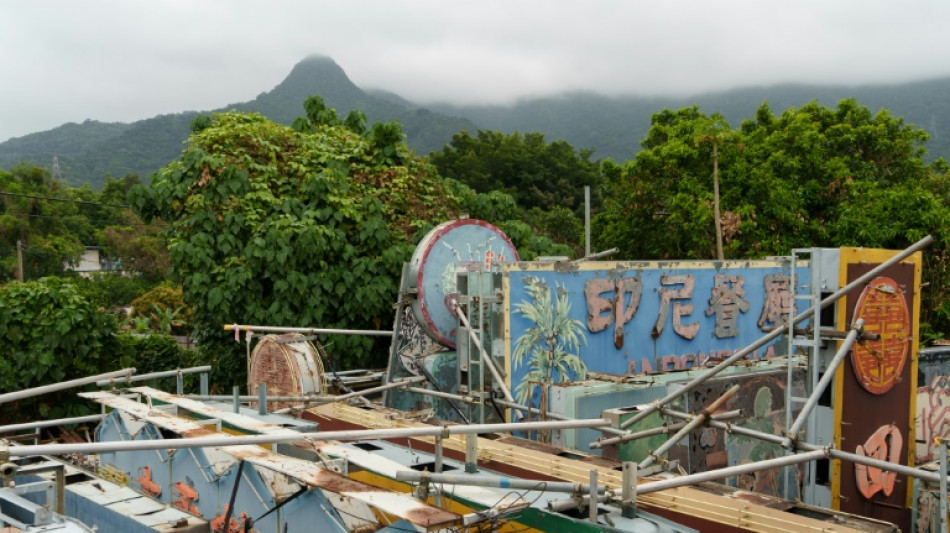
[0,190,130,209]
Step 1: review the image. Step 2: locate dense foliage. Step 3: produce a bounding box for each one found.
[595,99,950,336]
[130,284,191,335]
[0,164,168,283]
[431,130,602,254]
[0,278,128,422]
[132,109,450,380]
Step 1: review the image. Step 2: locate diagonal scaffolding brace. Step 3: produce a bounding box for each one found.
[615,235,932,433]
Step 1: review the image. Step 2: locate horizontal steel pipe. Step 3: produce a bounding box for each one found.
[406,387,478,404]
[636,449,829,495]
[6,418,612,457]
[0,368,135,405]
[223,324,393,337]
[270,377,426,414]
[96,366,212,387]
[396,470,606,494]
[186,394,336,402]
[0,415,104,435]
[491,399,626,437]
[619,234,933,431]
[592,408,742,449]
[704,418,943,485]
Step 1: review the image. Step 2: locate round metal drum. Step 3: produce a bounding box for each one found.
[247,333,325,410]
[408,219,518,347]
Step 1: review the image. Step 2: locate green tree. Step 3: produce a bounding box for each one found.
[431,130,602,250]
[595,99,950,334]
[0,278,129,422]
[431,130,603,212]
[132,110,459,383]
[0,164,88,279]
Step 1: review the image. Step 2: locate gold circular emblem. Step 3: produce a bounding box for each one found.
[850,277,910,395]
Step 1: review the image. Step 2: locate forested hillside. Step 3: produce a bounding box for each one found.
[3,55,950,189]
[433,78,950,162]
[0,56,476,188]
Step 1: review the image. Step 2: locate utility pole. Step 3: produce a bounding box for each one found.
[16,240,24,282]
[712,142,724,261]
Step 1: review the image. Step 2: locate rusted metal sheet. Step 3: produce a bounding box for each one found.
[248,333,325,411]
[833,248,921,533]
[126,387,301,436]
[85,390,462,529]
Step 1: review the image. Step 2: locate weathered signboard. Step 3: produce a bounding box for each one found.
[503,259,809,406]
[831,247,921,533]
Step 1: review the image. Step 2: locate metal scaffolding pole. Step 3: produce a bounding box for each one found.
[602,409,742,445]
[187,394,337,402]
[635,449,829,495]
[5,418,611,457]
[406,387,478,404]
[783,318,863,447]
[0,415,104,435]
[395,470,607,494]
[0,368,135,405]
[453,304,521,416]
[692,416,943,485]
[636,385,739,467]
[270,377,426,413]
[223,324,394,337]
[619,234,933,431]
[495,399,627,437]
[96,366,212,387]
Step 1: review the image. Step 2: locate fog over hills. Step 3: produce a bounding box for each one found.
[2,55,948,188]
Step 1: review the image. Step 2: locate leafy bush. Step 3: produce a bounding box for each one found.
[130,285,191,335]
[71,273,158,309]
[0,278,129,423]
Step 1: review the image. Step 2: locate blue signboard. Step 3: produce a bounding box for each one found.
[504,260,809,406]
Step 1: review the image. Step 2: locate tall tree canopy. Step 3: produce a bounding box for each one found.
[595,99,950,336]
[431,130,602,252]
[133,104,571,377]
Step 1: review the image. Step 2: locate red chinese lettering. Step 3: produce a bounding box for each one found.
[652,274,699,340]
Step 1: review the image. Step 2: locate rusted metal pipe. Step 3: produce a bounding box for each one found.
[619,234,933,430]
[271,377,426,414]
[7,418,612,457]
[0,368,135,404]
[599,409,742,445]
[223,324,393,336]
[636,385,740,467]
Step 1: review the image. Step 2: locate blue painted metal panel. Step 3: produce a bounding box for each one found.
[506,261,809,406]
[95,411,348,533]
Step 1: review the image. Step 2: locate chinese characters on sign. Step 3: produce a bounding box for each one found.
[583,272,792,342]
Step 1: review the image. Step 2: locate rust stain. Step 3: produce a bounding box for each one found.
[403,505,463,528]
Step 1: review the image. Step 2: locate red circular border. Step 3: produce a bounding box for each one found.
[415,219,519,347]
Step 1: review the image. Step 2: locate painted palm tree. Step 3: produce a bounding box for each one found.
[513,276,587,406]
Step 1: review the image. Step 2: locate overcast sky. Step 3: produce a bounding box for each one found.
[2,0,950,143]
